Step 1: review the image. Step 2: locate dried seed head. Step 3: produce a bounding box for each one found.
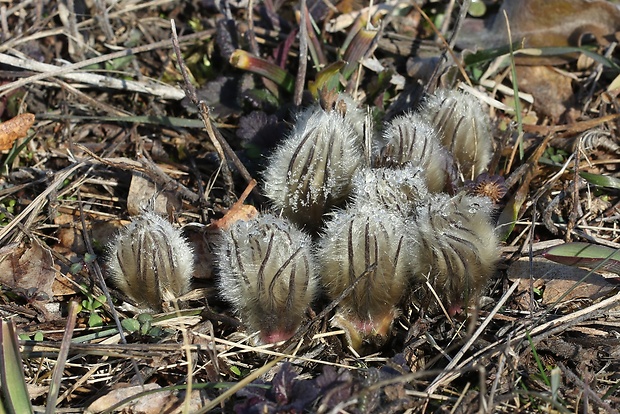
[106,210,194,311]
[350,164,429,216]
[464,172,507,204]
[262,98,365,230]
[378,112,456,193]
[317,205,413,351]
[409,192,499,315]
[419,88,493,181]
[215,214,318,344]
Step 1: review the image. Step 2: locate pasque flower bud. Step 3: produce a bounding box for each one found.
[262,94,366,230]
[378,112,455,193]
[409,192,499,315]
[317,204,414,352]
[215,214,318,344]
[419,88,493,181]
[106,210,194,311]
[350,164,429,217]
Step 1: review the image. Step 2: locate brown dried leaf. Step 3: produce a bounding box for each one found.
[515,66,576,121]
[507,256,619,309]
[127,172,182,216]
[459,0,620,65]
[209,179,258,230]
[0,243,56,300]
[0,113,35,150]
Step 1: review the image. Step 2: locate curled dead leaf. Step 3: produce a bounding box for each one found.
[0,113,35,150]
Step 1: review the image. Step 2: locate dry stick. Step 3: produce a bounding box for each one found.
[0,162,84,244]
[0,52,183,100]
[137,153,202,204]
[0,28,215,97]
[246,0,260,56]
[438,290,620,397]
[75,144,202,204]
[425,279,520,395]
[419,0,472,92]
[45,301,78,414]
[0,0,175,53]
[294,0,308,106]
[558,362,620,414]
[170,20,257,196]
[76,190,144,385]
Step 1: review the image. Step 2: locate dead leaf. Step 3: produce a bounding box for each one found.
[127,171,182,216]
[515,66,576,121]
[85,383,168,414]
[0,243,56,300]
[209,179,258,230]
[507,256,619,310]
[0,113,35,150]
[458,0,620,65]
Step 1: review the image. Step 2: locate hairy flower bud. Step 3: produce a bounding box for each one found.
[350,164,428,217]
[215,214,318,344]
[317,205,414,352]
[106,210,194,311]
[378,112,455,193]
[262,96,365,230]
[419,88,493,181]
[409,192,499,315]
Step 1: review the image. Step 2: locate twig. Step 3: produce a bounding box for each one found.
[294,0,308,105]
[0,28,216,97]
[170,20,258,200]
[425,279,520,395]
[45,301,78,414]
[558,362,620,414]
[421,0,472,91]
[0,52,184,99]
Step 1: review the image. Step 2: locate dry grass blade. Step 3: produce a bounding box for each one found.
[44,301,78,414]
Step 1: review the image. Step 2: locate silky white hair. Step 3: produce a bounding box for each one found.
[317,204,414,338]
[378,112,455,193]
[409,192,499,313]
[263,95,366,230]
[106,210,194,311]
[419,88,493,181]
[215,213,318,344]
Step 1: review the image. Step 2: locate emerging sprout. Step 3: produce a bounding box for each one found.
[350,164,429,217]
[317,205,414,352]
[106,210,194,311]
[262,94,366,230]
[409,192,499,315]
[215,214,318,344]
[419,88,493,181]
[378,112,455,193]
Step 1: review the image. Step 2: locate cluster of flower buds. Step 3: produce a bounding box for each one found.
[105,88,501,353]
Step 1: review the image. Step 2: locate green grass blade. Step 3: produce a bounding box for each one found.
[0,320,33,414]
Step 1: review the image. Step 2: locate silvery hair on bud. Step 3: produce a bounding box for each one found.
[262,96,365,230]
[409,192,499,314]
[419,88,493,181]
[106,210,194,311]
[350,164,429,217]
[317,204,414,336]
[215,213,318,344]
[378,112,456,193]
